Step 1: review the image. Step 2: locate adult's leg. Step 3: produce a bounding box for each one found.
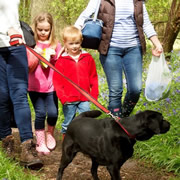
[122,46,142,117]
[100,47,124,117]
[2,46,43,169]
[0,47,12,139]
[7,45,33,142]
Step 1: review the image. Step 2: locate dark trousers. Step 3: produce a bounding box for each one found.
[29,91,58,130]
[0,45,33,142]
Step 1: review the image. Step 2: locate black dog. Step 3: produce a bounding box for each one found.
[57,110,170,180]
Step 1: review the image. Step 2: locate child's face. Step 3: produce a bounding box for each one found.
[64,39,81,56]
[36,21,51,42]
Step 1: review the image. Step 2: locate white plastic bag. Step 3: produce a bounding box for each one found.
[145,53,172,101]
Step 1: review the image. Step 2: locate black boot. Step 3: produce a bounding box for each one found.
[122,100,136,117]
[109,107,122,118]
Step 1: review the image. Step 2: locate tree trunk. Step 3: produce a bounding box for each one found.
[163,0,180,54]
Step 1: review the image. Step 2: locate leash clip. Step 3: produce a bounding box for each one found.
[107,112,136,139]
[107,112,120,120]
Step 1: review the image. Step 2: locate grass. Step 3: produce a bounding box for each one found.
[0,46,179,178]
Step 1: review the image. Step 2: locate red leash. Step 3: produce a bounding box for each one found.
[26,45,135,139]
[9,35,135,139]
[25,45,110,114]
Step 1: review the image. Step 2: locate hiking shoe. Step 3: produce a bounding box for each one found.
[20,139,43,170]
[2,135,15,158]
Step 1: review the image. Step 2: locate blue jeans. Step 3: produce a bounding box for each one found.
[62,101,90,134]
[100,46,142,117]
[0,45,33,142]
[29,91,58,130]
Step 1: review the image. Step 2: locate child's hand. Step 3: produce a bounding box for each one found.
[40,48,56,68]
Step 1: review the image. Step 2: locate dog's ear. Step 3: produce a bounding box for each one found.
[147,113,161,134]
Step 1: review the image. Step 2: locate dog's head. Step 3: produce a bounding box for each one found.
[133,110,170,141]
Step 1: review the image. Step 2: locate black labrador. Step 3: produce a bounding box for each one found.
[57,110,170,180]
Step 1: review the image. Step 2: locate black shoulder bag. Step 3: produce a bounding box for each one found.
[20,20,36,48]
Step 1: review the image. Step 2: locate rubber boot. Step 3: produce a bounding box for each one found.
[109,107,123,118]
[122,100,136,117]
[46,125,56,150]
[35,130,50,155]
[20,139,43,170]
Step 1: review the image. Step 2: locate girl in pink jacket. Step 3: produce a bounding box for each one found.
[28,12,61,155]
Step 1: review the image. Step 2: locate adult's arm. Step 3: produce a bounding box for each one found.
[74,0,98,29]
[142,2,163,56]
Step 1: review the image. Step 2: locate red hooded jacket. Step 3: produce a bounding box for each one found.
[53,51,99,105]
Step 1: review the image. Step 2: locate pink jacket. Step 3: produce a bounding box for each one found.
[28,41,61,92]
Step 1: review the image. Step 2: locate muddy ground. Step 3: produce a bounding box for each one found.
[12,128,176,180]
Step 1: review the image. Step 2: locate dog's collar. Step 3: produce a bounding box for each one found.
[115,118,136,139]
[108,113,136,139]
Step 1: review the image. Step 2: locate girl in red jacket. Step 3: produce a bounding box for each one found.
[53,26,99,139]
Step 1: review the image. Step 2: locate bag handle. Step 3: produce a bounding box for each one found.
[93,0,101,21]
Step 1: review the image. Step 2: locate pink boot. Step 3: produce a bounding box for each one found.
[35,130,50,155]
[46,125,56,150]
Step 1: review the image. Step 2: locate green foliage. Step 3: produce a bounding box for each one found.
[146,0,171,23]
[55,102,64,130]
[19,0,31,23]
[49,0,88,25]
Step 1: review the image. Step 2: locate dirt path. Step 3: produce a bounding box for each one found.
[12,129,176,180]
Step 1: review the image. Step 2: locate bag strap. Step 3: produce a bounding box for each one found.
[93,0,101,21]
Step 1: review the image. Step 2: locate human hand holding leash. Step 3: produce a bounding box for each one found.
[8,27,24,46]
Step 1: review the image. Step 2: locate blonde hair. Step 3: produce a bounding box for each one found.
[62,26,83,43]
[32,12,57,48]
